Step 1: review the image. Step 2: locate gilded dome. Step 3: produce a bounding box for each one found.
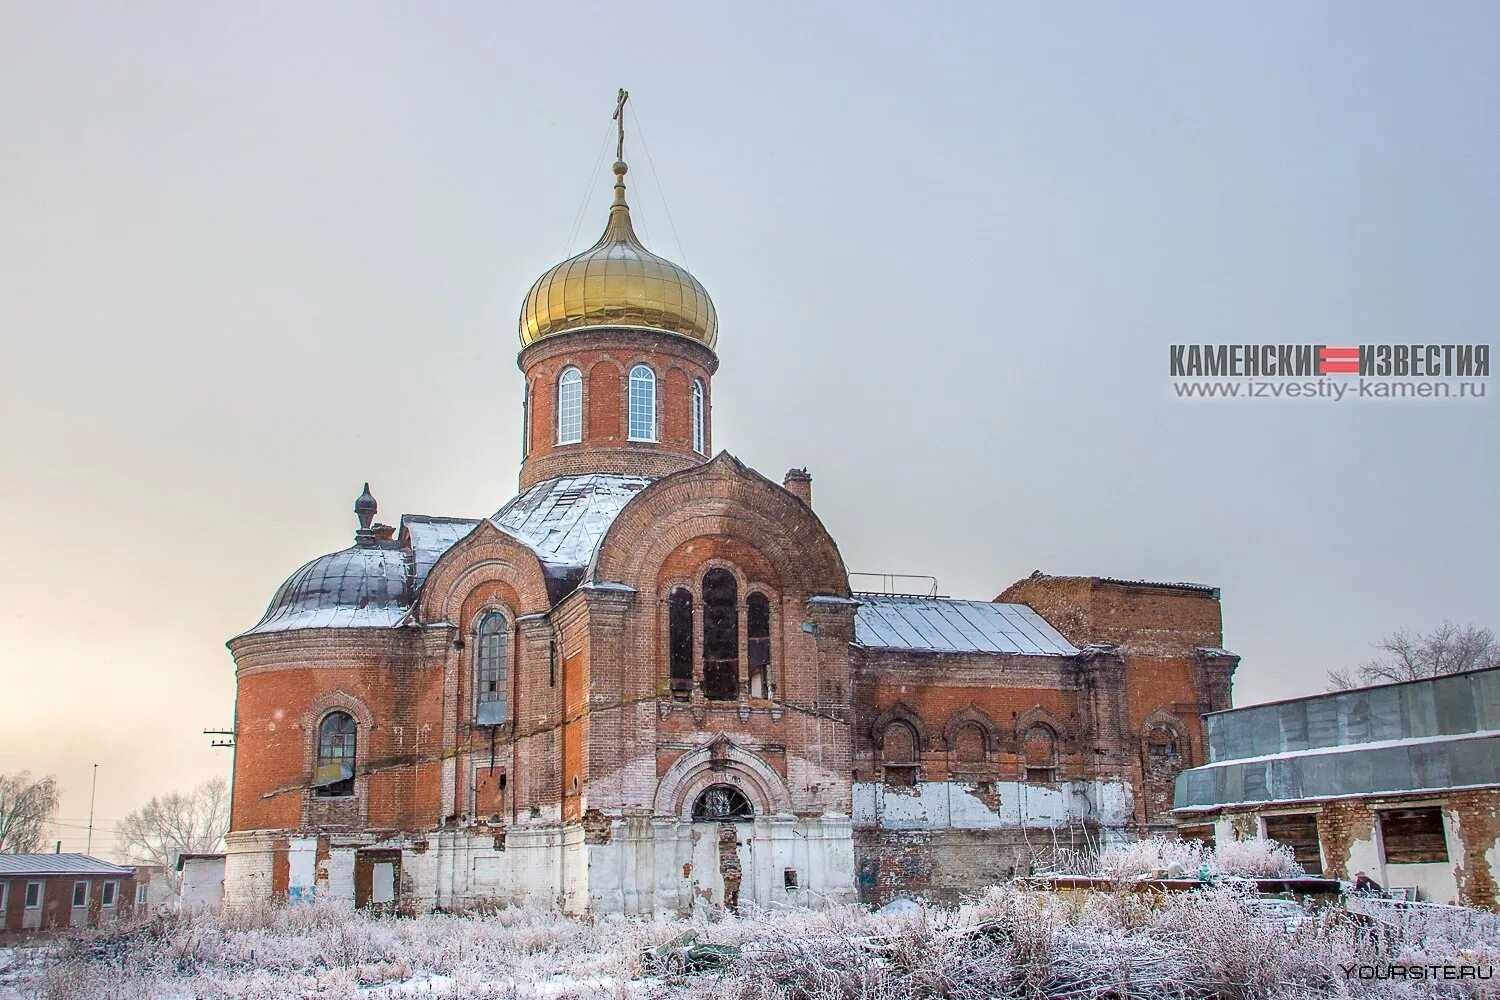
[519,161,718,350]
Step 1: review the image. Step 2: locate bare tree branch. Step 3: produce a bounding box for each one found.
[0,772,60,854]
[1329,620,1500,690]
[115,778,229,892]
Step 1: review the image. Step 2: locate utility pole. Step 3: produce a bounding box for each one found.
[86,763,98,855]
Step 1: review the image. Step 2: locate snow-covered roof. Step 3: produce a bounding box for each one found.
[854,596,1078,656]
[0,854,135,877]
[402,516,480,591]
[242,545,412,636]
[491,474,651,570]
[236,476,653,639]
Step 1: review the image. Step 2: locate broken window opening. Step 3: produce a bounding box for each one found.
[692,784,753,821]
[702,569,739,700]
[1146,726,1180,759]
[315,711,357,797]
[668,588,694,700]
[475,611,509,725]
[747,591,771,699]
[783,868,799,890]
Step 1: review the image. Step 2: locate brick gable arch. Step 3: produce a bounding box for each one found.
[416,521,553,624]
[588,452,849,598]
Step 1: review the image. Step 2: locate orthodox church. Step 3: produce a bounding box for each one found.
[224,97,1239,913]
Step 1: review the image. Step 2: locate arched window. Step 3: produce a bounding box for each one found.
[521,381,531,457]
[954,724,987,763]
[668,588,694,700]
[747,592,771,698]
[692,784,753,821]
[1145,726,1181,760]
[314,712,357,798]
[628,365,656,442]
[691,379,706,455]
[702,568,738,700]
[475,612,509,725]
[1023,724,1058,783]
[557,367,582,444]
[881,721,918,787]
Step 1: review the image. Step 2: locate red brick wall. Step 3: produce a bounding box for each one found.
[518,328,716,489]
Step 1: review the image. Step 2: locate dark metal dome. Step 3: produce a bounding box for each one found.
[245,545,412,635]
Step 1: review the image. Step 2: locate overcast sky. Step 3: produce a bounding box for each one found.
[1,1,1495,858]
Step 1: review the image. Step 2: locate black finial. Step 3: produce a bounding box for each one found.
[355,483,377,529]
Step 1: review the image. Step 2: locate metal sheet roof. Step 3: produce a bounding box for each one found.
[0,854,135,877]
[492,474,651,568]
[402,516,480,591]
[241,545,413,636]
[854,597,1078,656]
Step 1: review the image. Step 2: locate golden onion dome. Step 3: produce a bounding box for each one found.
[519,159,718,350]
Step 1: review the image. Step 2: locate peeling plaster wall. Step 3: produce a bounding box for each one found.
[584,814,856,915]
[853,779,1135,831]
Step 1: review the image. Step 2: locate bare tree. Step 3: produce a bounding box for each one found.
[115,778,230,884]
[1329,620,1500,690]
[0,772,61,854]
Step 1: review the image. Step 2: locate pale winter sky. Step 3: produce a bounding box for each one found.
[1,2,1496,859]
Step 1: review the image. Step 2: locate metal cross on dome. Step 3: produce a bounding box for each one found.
[612,88,629,161]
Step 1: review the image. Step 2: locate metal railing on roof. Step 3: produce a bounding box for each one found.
[848,572,940,598]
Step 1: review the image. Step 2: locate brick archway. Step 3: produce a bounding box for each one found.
[653,737,793,820]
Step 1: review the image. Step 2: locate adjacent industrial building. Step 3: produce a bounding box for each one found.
[1173,667,1500,909]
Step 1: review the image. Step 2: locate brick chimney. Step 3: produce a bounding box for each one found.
[783,468,812,507]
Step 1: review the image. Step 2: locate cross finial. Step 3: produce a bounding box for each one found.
[612,88,629,162]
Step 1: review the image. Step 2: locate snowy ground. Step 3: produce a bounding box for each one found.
[2,884,1496,1000]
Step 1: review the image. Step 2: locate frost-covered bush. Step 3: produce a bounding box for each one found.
[1210,836,1306,878]
[7,885,1497,999]
[1042,835,1306,880]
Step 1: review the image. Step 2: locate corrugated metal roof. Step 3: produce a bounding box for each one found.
[492,474,652,568]
[854,597,1078,656]
[0,854,135,877]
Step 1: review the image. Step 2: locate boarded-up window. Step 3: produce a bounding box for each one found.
[668,589,693,699]
[953,724,986,763]
[1263,813,1322,873]
[702,569,739,700]
[1179,825,1216,849]
[1380,808,1448,864]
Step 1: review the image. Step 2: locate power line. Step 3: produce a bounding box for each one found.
[628,103,689,267]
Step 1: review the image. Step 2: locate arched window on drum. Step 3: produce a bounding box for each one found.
[314,712,357,798]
